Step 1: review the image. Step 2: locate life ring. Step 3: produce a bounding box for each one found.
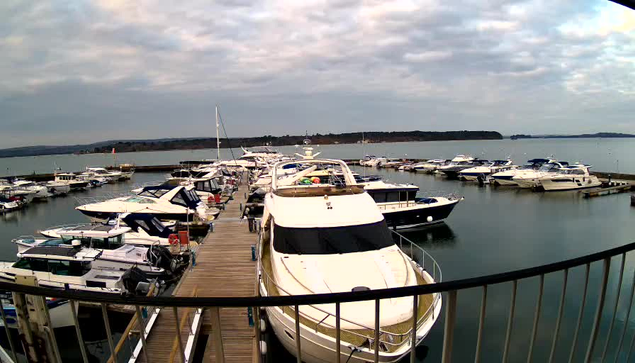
[208,195,214,204]
[168,234,179,245]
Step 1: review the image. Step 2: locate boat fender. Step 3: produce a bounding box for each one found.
[260,319,266,332]
[259,341,267,355]
[168,234,179,245]
[427,216,433,222]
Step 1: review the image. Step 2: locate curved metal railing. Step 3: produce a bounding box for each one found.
[1,239,635,363]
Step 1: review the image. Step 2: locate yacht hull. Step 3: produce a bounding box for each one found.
[540,178,601,191]
[382,200,459,230]
[491,176,518,186]
[263,280,441,363]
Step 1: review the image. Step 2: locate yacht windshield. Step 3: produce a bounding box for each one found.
[538,163,559,172]
[273,221,394,255]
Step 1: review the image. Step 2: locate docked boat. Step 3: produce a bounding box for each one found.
[13,224,177,276]
[258,158,441,363]
[513,161,569,189]
[437,155,477,179]
[0,247,154,295]
[539,164,601,191]
[360,179,462,230]
[459,159,515,181]
[76,185,220,222]
[12,179,51,200]
[48,173,89,191]
[39,213,197,252]
[412,159,447,174]
[0,197,20,213]
[85,167,122,182]
[491,158,552,186]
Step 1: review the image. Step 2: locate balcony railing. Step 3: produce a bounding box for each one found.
[1,238,635,363]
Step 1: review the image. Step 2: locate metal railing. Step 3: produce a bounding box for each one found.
[2,240,635,363]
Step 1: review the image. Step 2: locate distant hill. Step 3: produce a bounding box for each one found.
[509,132,635,140]
[0,130,503,158]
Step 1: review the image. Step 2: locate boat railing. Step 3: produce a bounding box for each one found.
[3,239,635,362]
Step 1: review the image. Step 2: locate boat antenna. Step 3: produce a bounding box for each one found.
[216,106,237,163]
[215,105,221,160]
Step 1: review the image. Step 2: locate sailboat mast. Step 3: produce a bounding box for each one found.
[215,105,221,160]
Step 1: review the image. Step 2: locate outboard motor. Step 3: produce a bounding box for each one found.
[122,267,150,295]
[147,245,174,272]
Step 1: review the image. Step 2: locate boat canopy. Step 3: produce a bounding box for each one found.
[121,213,173,238]
[273,221,394,255]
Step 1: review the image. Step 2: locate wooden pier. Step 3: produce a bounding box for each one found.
[582,182,632,198]
[138,181,258,363]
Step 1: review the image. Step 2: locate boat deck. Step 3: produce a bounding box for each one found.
[138,181,258,363]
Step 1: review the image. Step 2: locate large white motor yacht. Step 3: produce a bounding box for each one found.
[540,164,601,191]
[259,159,441,363]
[491,158,552,186]
[513,161,569,189]
[459,159,515,181]
[76,185,220,222]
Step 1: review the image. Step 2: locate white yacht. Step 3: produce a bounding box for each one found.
[0,197,20,213]
[259,159,441,363]
[39,213,197,253]
[412,159,446,174]
[437,155,477,179]
[13,224,176,276]
[513,161,569,189]
[85,167,123,182]
[221,146,284,169]
[540,164,601,191]
[359,179,461,230]
[76,185,220,222]
[490,158,552,186]
[48,172,89,191]
[12,179,51,200]
[459,159,515,181]
[0,247,154,294]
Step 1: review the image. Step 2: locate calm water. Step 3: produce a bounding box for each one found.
[2,138,635,177]
[1,165,635,361]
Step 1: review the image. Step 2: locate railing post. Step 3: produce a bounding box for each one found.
[335,302,341,362]
[441,290,457,363]
[374,299,380,363]
[527,274,544,363]
[70,300,89,363]
[548,269,568,363]
[295,305,302,363]
[601,253,626,361]
[135,305,150,363]
[474,285,487,363]
[0,298,18,363]
[569,263,591,363]
[584,257,611,363]
[102,303,118,363]
[410,294,419,363]
[615,265,635,363]
[173,307,185,363]
[209,307,225,363]
[502,280,518,363]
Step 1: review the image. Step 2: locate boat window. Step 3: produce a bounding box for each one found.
[13,258,49,272]
[273,221,394,255]
[13,258,33,270]
[139,189,170,198]
[370,192,387,203]
[386,192,400,203]
[48,261,90,276]
[135,220,151,231]
[124,197,155,204]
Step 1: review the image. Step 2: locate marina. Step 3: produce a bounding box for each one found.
[1,142,635,362]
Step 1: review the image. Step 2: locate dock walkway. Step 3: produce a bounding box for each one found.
[139,181,258,363]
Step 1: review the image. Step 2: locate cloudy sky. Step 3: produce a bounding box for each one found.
[0,0,634,148]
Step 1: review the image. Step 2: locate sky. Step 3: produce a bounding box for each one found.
[0,0,634,148]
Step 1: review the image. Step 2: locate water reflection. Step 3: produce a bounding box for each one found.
[399,223,457,248]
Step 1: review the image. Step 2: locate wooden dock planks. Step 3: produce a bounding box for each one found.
[139,182,258,363]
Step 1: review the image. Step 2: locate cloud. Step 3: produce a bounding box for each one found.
[0,0,634,148]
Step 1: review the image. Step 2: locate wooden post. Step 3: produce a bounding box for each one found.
[13,275,61,363]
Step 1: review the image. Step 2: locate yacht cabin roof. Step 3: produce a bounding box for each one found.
[57,224,131,238]
[21,246,101,261]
